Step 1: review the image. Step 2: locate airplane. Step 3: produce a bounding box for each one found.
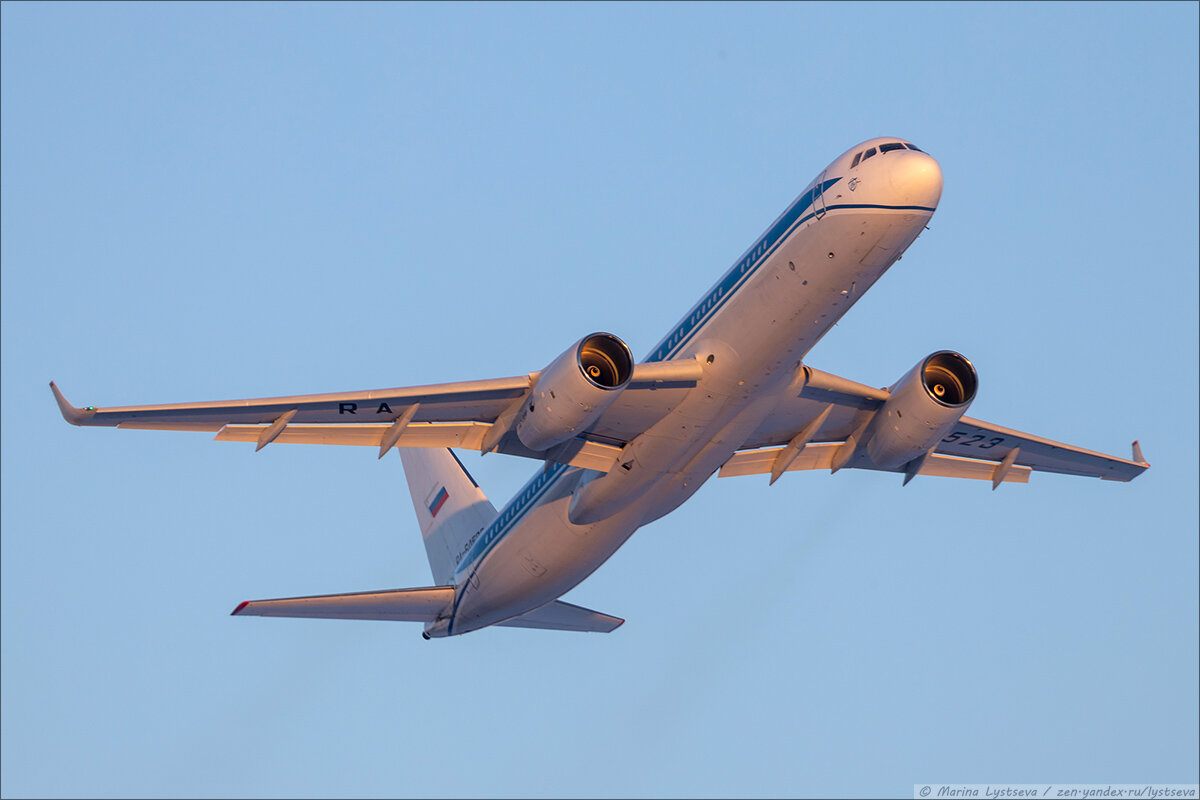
[51,136,1149,639]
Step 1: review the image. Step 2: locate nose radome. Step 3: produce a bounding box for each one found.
[887,151,943,208]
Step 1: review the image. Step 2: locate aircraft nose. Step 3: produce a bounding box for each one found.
[887,151,943,208]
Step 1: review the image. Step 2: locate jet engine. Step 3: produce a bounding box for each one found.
[514,332,634,452]
[865,350,978,470]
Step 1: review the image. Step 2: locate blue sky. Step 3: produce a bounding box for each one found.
[2,2,1197,797]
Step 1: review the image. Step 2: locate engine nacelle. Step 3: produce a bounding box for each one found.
[865,350,978,470]
[514,332,634,452]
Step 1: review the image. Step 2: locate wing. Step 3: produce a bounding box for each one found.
[50,360,698,470]
[725,366,1148,485]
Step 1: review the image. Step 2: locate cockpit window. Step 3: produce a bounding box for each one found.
[852,142,924,169]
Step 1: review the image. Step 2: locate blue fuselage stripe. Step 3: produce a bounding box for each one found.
[646,178,842,362]
[647,197,936,362]
[457,461,568,576]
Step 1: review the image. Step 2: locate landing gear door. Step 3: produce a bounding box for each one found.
[813,169,828,220]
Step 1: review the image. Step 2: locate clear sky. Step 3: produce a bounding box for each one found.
[2,2,1197,798]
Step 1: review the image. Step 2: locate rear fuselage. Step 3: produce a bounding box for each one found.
[434,138,943,637]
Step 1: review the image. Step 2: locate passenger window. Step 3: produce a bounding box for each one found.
[862,147,877,161]
[905,143,924,152]
[879,142,905,153]
[851,152,862,168]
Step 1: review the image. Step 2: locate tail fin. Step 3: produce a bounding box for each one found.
[399,448,497,584]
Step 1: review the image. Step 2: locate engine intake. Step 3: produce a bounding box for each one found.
[578,334,631,388]
[865,350,978,470]
[921,351,976,406]
[515,332,633,452]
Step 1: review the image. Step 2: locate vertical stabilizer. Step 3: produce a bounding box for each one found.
[399,448,498,584]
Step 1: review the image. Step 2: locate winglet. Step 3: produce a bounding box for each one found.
[231,601,250,616]
[1131,440,1148,465]
[49,381,97,426]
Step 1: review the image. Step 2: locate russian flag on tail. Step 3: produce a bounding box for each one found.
[428,486,449,518]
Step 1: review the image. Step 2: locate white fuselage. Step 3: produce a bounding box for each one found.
[432,138,943,637]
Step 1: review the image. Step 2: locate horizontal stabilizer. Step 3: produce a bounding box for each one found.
[231,585,454,622]
[496,600,624,633]
[719,442,1032,484]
